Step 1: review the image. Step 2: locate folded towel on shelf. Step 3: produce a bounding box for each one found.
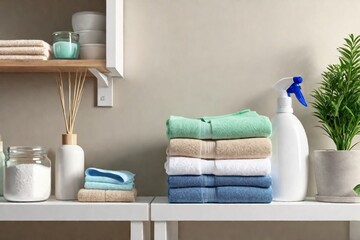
[84,181,134,190]
[78,189,137,202]
[85,176,134,185]
[168,175,272,188]
[168,186,272,203]
[0,40,51,48]
[85,168,135,184]
[167,138,272,159]
[0,55,49,60]
[165,157,271,176]
[166,109,272,140]
[0,47,51,58]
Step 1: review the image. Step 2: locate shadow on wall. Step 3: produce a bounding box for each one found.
[84,142,169,196]
[0,221,129,240]
[180,221,349,240]
[120,143,168,196]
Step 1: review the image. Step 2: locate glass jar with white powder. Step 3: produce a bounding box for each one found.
[4,146,51,202]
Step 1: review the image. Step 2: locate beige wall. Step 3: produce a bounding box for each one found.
[0,0,358,239]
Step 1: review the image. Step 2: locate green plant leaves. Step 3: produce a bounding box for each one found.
[354,184,360,195]
[311,34,360,150]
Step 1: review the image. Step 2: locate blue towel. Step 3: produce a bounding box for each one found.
[168,186,272,203]
[85,176,131,185]
[168,175,272,188]
[85,168,135,184]
[85,181,135,190]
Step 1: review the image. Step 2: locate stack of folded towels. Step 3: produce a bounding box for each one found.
[165,109,273,203]
[0,40,52,60]
[78,168,137,202]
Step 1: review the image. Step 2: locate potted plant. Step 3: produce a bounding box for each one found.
[312,34,360,202]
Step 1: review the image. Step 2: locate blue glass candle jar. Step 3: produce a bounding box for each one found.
[52,31,80,59]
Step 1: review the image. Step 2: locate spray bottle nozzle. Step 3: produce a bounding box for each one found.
[274,76,308,113]
[286,76,308,107]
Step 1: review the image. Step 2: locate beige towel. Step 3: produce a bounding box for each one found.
[167,138,272,159]
[0,40,51,49]
[0,47,51,58]
[78,189,137,202]
[0,55,49,60]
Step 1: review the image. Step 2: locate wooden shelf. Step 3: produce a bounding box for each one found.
[0,60,108,74]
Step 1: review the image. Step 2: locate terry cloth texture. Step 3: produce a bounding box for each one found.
[84,181,134,190]
[165,157,271,176]
[168,186,272,203]
[0,40,52,48]
[167,138,271,159]
[166,109,272,140]
[168,175,272,188]
[85,168,135,184]
[78,189,137,202]
[0,47,51,57]
[0,55,49,60]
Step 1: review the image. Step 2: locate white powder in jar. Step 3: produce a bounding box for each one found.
[4,164,51,202]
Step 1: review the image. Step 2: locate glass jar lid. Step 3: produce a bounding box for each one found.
[9,146,48,158]
[52,31,79,43]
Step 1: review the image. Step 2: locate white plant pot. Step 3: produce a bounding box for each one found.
[55,134,84,200]
[314,150,360,202]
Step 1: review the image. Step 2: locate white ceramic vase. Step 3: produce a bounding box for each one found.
[314,150,360,202]
[55,134,84,200]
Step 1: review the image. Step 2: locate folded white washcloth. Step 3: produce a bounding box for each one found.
[165,157,271,176]
[0,40,51,49]
[0,55,49,60]
[0,47,51,57]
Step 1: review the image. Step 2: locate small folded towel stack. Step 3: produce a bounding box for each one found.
[77,168,137,202]
[165,109,273,203]
[0,40,52,60]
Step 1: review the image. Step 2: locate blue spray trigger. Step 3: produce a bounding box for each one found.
[286,76,308,107]
[293,76,303,84]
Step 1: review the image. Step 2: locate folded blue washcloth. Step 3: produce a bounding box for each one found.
[85,176,135,185]
[168,186,272,203]
[85,181,135,190]
[85,168,135,184]
[168,175,272,188]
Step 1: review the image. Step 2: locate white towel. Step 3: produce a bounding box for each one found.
[165,157,271,176]
[0,55,49,60]
[0,47,51,57]
[0,40,51,49]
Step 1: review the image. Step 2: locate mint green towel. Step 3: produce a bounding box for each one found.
[167,109,272,139]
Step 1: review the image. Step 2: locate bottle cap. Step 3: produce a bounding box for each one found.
[62,134,77,145]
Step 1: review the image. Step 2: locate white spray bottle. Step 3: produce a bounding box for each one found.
[271,76,309,201]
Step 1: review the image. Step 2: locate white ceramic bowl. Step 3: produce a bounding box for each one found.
[72,11,105,31]
[76,30,106,44]
[80,44,106,59]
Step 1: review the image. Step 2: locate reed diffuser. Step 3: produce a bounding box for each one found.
[55,70,86,200]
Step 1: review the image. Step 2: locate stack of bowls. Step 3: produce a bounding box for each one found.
[72,11,106,59]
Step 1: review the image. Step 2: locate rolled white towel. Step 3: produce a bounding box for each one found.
[165,157,271,176]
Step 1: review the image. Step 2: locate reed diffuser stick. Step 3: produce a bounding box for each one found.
[56,70,87,134]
